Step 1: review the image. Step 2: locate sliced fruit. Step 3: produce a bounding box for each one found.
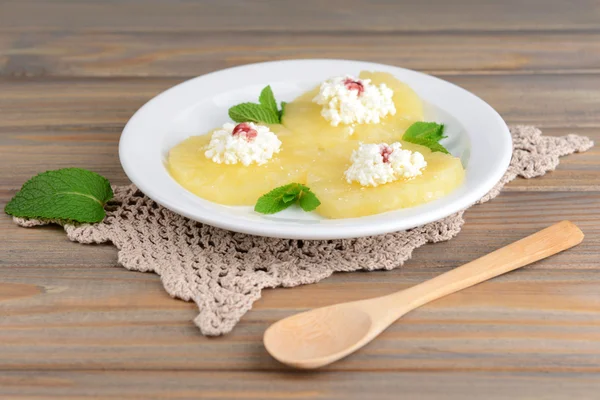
[167,124,316,205]
[281,71,424,149]
[306,141,465,219]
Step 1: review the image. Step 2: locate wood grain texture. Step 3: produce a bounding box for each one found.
[4,31,600,78]
[1,265,600,372]
[1,371,600,400]
[1,0,599,397]
[2,0,600,33]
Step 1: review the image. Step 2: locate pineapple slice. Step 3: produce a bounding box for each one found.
[306,141,465,219]
[167,125,316,206]
[281,71,424,149]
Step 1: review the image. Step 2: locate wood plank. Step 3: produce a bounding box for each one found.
[1,371,600,399]
[1,266,600,372]
[0,126,131,190]
[3,31,600,78]
[2,0,600,33]
[0,192,598,371]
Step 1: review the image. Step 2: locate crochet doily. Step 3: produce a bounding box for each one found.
[14,126,593,335]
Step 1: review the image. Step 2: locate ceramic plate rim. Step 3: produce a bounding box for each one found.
[119,59,511,240]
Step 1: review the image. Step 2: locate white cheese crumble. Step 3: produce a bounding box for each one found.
[312,75,396,128]
[344,142,427,187]
[204,122,281,166]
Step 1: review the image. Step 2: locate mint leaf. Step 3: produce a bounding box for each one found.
[229,102,280,124]
[402,122,449,154]
[259,85,278,115]
[254,183,299,214]
[282,192,297,203]
[254,183,320,215]
[295,183,311,192]
[229,86,286,124]
[5,168,113,223]
[279,101,287,119]
[405,137,449,154]
[403,122,446,141]
[298,190,321,212]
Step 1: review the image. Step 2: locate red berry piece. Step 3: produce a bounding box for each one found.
[232,123,258,141]
[380,145,393,163]
[343,78,364,95]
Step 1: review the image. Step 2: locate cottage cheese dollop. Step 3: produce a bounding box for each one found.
[313,75,396,129]
[204,122,281,166]
[344,142,427,187]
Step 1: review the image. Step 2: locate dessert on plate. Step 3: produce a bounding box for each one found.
[168,122,316,205]
[166,71,465,218]
[306,140,464,219]
[282,71,423,148]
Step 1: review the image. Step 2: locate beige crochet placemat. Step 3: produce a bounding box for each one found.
[14,126,593,336]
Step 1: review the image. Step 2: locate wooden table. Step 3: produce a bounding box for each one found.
[1,1,599,398]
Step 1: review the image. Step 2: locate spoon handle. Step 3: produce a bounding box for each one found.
[385,220,584,313]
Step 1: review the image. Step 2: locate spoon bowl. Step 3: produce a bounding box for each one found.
[264,305,373,368]
[264,221,584,369]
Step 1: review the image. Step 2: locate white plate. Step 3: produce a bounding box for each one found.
[119,59,511,240]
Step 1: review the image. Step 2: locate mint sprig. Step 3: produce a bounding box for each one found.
[255,183,321,215]
[5,168,113,223]
[229,85,286,124]
[402,122,450,154]
[229,103,280,124]
[258,86,278,115]
[278,101,287,120]
[298,190,321,212]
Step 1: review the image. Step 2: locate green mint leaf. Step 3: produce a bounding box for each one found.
[404,137,449,154]
[403,122,449,154]
[282,193,297,203]
[259,85,278,115]
[228,102,280,124]
[4,168,113,223]
[254,183,299,214]
[278,101,287,119]
[230,86,285,124]
[254,194,293,214]
[286,184,304,198]
[298,190,321,212]
[254,183,320,215]
[403,122,446,141]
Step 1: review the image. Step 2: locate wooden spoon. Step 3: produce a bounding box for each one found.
[264,220,584,369]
